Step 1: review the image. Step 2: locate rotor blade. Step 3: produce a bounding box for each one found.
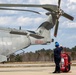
[58,0,61,8]
[30,34,44,39]
[62,12,74,21]
[0,4,56,7]
[0,4,58,12]
[54,20,59,37]
[0,7,40,14]
[0,4,43,7]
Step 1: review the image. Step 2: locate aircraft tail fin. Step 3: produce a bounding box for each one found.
[36,15,54,43]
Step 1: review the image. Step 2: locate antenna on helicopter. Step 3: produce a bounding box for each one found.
[19,26,21,30]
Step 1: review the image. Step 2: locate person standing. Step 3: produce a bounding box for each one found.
[53,42,63,73]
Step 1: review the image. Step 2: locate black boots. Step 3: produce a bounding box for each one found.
[53,71,60,73]
[53,71,57,73]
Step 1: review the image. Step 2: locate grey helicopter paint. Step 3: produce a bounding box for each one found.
[0,0,74,62]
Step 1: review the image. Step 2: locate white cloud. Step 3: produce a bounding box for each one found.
[34,17,44,23]
[68,4,76,10]
[0,0,38,4]
[64,0,76,11]
[69,35,76,39]
[16,16,33,26]
[0,16,44,28]
[39,0,57,4]
[28,0,39,4]
[16,16,44,27]
[67,22,76,28]
[0,16,13,25]
[0,0,24,3]
[3,10,18,15]
[69,0,76,3]
[61,21,76,28]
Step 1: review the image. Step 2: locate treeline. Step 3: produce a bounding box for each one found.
[8,46,76,62]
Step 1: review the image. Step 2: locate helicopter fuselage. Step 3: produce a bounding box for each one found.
[0,29,30,56]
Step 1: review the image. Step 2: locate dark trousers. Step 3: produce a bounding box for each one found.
[54,57,61,72]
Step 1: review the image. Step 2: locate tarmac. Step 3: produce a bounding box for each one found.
[0,62,75,75]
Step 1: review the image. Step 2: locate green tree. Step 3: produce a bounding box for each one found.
[72,46,76,52]
[71,51,76,60]
[15,54,22,62]
[8,54,15,62]
[51,53,54,62]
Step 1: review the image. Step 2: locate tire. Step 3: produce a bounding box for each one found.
[67,55,71,72]
[64,55,71,72]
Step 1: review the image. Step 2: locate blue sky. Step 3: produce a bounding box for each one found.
[0,0,76,53]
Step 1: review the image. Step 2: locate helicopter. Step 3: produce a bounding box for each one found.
[0,0,74,62]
